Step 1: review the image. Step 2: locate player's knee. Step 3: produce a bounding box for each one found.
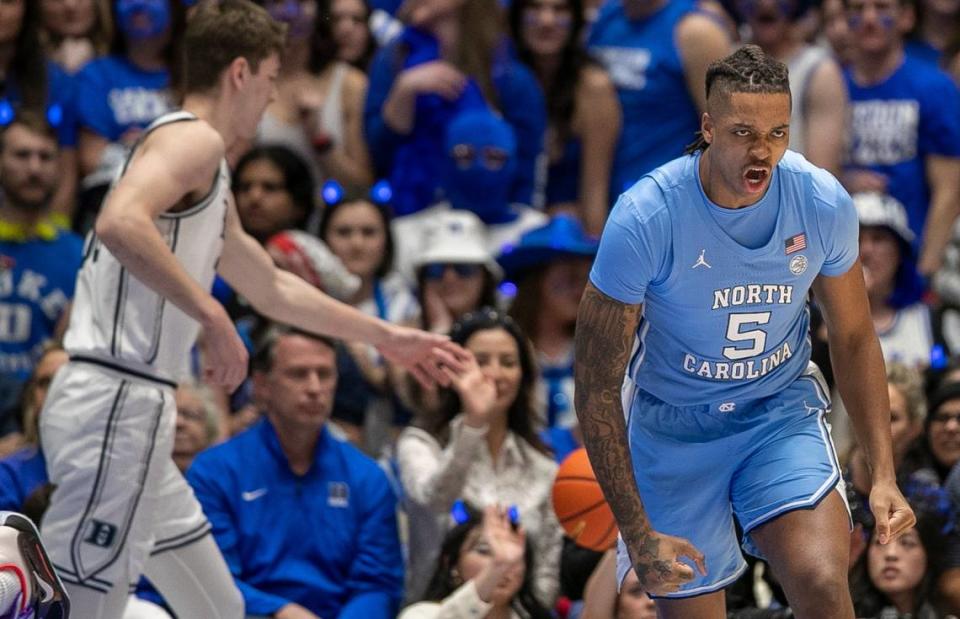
[786,560,849,607]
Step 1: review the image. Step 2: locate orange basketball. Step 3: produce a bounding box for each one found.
[552,447,618,551]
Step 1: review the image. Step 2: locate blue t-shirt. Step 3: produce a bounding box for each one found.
[588,0,704,195]
[73,55,173,141]
[590,150,858,406]
[844,55,960,244]
[0,230,83,382]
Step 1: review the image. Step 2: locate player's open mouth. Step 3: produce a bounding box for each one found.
[744,167,769,192]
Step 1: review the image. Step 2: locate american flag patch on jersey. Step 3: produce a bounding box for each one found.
[784,233,806,254]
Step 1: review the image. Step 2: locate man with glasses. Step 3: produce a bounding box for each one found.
[842,0,960,277]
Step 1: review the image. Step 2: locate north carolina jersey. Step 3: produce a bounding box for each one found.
[64,111,230,381]
[590,150,858,406]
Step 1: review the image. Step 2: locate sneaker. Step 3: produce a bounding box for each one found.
[0,512,69,619]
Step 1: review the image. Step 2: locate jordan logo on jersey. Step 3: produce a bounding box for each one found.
[692,250,711,269]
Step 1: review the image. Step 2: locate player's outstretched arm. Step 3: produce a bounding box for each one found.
[95,122,248,389]
[574,283,706,595]
[218,202,464,386]
[813,261,916,543]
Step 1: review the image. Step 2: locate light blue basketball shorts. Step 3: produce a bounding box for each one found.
[615,366,848,598]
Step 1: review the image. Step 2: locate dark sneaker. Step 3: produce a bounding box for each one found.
[0,512,69,619]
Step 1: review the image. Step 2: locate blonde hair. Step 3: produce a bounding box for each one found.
[887,361,926,425]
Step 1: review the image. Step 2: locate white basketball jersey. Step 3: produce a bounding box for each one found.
[65,111,230,381]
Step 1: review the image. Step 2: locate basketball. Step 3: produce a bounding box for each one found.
[552,448,618,551]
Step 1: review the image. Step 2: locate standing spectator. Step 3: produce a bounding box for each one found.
[0,112,82,420]
[258,0,373,188]
[502,215,598,460]
[509,0,621,236]
[39,0,112,74]
[397,309,563,605]
[365,0,547,215]
[74,0,184,206]
[906,0,959,66]
[325,0,377,70]
[855,192,933,367]
[188,326,405,619]
[400,503,553,619]
[587,0,729,194]
[843,0,960,277]
[737,0,848,177]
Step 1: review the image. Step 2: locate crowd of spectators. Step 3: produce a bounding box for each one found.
[1,0,960,616]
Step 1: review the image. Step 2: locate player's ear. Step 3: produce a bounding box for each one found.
[701,112,715,145]
[226,56,250,91]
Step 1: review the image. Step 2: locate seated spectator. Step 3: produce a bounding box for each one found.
[187,325,404,619]
[855,192,933,367]
[501,215,598,460]
[579,549,656,619]
[412,210,503,334]
[399,502,552,619]
[0,111,82,425]
[39,0,111,74]
[508,0,621,235]
[364,0,546,215]
[324,0,377,70]
[843,0,960,277]
[0,345,67,508]
[258,0,372,188]
[850,507,948,618]
[319,183,418,450]
[234,146,315,243]
[397,309,562,605]
[391,109,548,279]
[74,0,184,222]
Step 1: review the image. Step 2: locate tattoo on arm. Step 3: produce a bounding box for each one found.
[575,284,667,582]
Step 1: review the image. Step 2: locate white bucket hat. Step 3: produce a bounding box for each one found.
[853,192,915,244]
[413,210,503,281]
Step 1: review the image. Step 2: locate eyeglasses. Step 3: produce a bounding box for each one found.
[422,263,483,280]
[451,144,510,171]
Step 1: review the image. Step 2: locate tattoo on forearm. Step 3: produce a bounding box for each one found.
[575,285,661,582]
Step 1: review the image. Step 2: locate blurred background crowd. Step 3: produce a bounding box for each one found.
[0,0,960,616]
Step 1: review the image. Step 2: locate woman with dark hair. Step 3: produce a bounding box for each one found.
[401,503,552,619]
[323,0,377,70]
[73,0,186,203]
[257,0,372,188]
[364,0,546,216]
[850,508,948,618]
[397,308,562,607]
[39,0,112,74]
[508,0,619,236]
[233,145,315,242]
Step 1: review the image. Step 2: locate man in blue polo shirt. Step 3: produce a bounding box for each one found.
[187,325,404,619]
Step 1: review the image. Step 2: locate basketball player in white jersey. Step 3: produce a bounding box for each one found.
[33,2,463,618]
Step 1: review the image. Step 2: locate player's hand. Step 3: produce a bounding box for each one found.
[275,603,322,619]
[199,303,248,393]
[376,324,468,388]
[444,349,498,427]
[398,61,467,101]
[629,531,707,596]
[869,480,916,545]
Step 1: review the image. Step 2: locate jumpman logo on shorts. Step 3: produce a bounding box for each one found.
[693,249,711,269]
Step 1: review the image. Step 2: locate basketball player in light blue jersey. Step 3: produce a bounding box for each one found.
[575,45,915,618]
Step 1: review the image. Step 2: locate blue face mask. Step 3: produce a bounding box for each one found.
[116,0,170,40]
[442,109,519,225]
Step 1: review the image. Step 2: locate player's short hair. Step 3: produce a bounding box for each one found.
[685,45,791,153]
[0,109,58,153]
[252,323,337,374]
[181,0,287,95]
